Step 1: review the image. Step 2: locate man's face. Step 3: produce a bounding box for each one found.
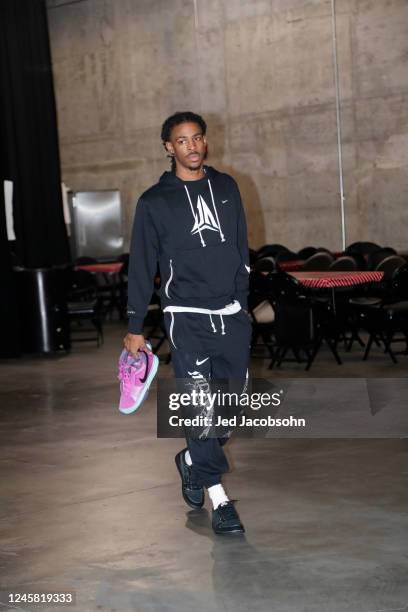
[165,122,207,172]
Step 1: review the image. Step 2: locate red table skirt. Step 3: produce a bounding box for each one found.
[290,270,384,289]
[277,260,305,272]
[76,262,123,274]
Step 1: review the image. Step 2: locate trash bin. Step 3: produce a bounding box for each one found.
[14,267,71,354]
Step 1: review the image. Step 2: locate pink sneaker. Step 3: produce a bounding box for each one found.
[118,345,159,414]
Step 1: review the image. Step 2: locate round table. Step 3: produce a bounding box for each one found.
[289,271,384,288]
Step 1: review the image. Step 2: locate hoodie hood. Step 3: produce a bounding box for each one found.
[158,165,217,187]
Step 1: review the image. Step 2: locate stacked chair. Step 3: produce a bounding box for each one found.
[375,255,406,280]
[67,269,104,346]
[257,244,289,259]
[265,273,344,370]
[297,246,317,260]
[266,273,315,369]
[350,264,408,362]
[367,247,396,270]
[302,251,334,271]
[275,250,301,266]
[74,255,123,320]
[329,256,357,271]
[345,241,381,255]
[248,270,276,360]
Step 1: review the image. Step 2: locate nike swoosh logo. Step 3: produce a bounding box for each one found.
[245,265,251,273]
[196,357,209,366]
[222,199,228,204]
[138,351,149,383]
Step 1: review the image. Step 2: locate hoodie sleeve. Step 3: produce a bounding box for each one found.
[233,182,250,310]
[127,196,159,334]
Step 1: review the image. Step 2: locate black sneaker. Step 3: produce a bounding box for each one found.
[212,501,245,534]
[175,449,204,509]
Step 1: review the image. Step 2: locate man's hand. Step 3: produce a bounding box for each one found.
[123,333,150,356]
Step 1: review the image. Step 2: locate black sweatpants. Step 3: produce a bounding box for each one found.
[164,308,251,488]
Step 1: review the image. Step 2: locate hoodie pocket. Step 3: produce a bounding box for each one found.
[169,244,240,300]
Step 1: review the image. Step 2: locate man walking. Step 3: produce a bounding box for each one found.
[124,111,251,534]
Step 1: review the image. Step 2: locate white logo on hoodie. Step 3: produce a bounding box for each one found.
[191,195,221,236]
[184,181,226,247]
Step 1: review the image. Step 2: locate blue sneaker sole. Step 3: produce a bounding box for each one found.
[119,354,159,414]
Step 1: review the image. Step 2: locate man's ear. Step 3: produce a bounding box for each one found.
[165,142,174,155]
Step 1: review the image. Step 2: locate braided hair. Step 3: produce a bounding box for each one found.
[161,111,207,171]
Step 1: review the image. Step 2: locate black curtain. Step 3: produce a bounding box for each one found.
[0,171,20,358]
[0,0,70,268]
[0,0,70,356]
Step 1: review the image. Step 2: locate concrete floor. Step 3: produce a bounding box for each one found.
[0,323,407,612]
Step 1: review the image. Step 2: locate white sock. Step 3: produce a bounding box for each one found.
[184,450,192,466]
[208,484,229,510]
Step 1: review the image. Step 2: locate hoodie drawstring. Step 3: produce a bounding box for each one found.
[207,179,225,243]
[184,179,225,248]
[208,314,225,335]
[209,314,216,333]
[165,259,173,298]
[165,308,235,341]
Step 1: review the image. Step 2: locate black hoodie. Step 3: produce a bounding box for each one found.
[127,166,249,334]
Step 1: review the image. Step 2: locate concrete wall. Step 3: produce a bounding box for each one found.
[47,0,408,251]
